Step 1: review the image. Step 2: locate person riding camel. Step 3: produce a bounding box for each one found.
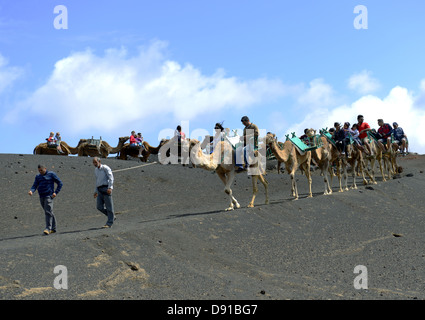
[237,116,259,172]
[377,119,393,152]
[333,122,347,156]
[392,122,408,155]
[46,132,64,154]
[130,130,143,158]
[357,115,373,156]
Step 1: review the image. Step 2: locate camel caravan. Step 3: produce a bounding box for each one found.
[33,116,408,210]
[33,132,165,163]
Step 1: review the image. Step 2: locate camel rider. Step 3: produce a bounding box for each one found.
[175,125,186,143]
[334,122,347,156]
[46,132,64,154]
[237,116,259,171]
[130,130,144,158]
[357,115,374,157]
[393,122,408,154]
[211,122,225,152]
[377,119,393,151]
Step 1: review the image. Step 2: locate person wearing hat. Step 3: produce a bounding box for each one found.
[392,122,408,154]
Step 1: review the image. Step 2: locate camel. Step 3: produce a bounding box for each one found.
[308,128,353,194]
[265,138,285,174]
[78,136,129,158]
[305,129,338,195]
[118,139,168,162]
[265,133,312,200]
[383,141,403,176]
[345,142,368,189]
[188,137,269,211]
[33,141,82,156]
[361,137,390,184]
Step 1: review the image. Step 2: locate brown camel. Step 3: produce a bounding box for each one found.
[308,129,352,194]
[305,129,336,195]
[265,136,285,174]
[345,142,368,189]
[33,141,82,156]
[188,137,269,211]
[119,139,168,162]
[265,133,312,200]
[383,141,402,177]
[78,136,129,158]
[361,137,390,184]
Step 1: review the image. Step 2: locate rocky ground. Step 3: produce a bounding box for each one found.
[0,152,424,301]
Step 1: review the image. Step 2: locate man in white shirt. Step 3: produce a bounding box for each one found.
[93,157,115,228]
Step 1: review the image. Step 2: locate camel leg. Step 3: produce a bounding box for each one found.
[377,157,386,182]
[218,171,240,211]
[324,171,332,195]
[342,162,349,191]
[306,169,313,198]
[370,158,378,184]
[360,163,369,186]
[322,163,332,195]
[351,171,358,189]
[248,175,259,208]
[335,160,345,193]
[363,159,374,185]
[290,172,298,200]
[300,162,313,198]
[277,161,282,174]
[259,174,269,205]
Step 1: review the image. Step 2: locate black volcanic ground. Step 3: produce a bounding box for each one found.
[0,152,424,300]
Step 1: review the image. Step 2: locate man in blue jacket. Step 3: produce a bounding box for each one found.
[28,165,63,235]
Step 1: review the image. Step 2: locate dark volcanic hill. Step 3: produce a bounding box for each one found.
[0,152,424,300]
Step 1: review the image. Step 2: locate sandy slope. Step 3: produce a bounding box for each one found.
[0,152,424,300]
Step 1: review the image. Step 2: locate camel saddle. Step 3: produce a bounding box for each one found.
[319,128,337,147]
[286,132,323,154]
[87,136,102,151]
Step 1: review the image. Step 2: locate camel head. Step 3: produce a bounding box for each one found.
[159,138,169,146]
[188,139,200,151]
[265,132,277,145]
[200,135,212,149]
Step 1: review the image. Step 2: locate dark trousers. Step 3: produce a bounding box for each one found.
[336,139,347,153]
[96,186,115,226]
[40,196,56,231]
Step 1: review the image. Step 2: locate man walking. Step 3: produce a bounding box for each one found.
[93,157,115,228]
[28,165,63,235]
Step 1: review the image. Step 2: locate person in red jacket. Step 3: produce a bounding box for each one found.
[357,115,373,156]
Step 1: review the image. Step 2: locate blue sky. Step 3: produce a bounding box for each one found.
[1,0,425,154]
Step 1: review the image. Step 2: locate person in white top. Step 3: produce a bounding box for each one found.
[92,157,115,228]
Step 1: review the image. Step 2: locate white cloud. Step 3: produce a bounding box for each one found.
[5,41,290,135]
[347,70,381,94]
[285,84,425,154]
[297,78,338,108]
[0,53,23,94]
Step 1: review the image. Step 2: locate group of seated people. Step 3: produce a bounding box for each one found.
[46,132,64,154]
[300,115,409,158]
[129,130,145,157]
